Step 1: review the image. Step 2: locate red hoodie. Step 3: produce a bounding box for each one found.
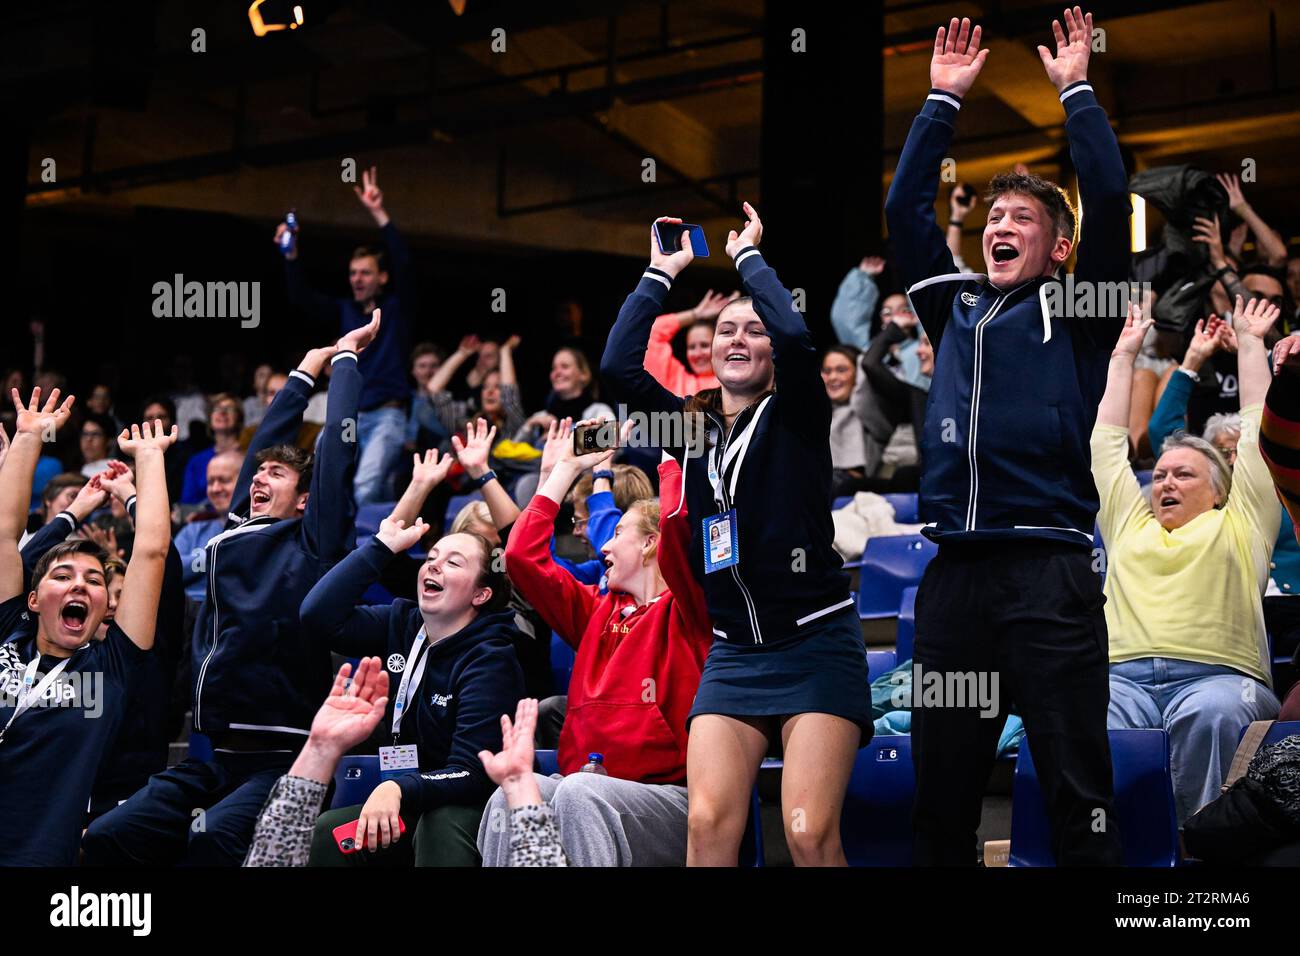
[645,314,719,396]
[504,459,712,783]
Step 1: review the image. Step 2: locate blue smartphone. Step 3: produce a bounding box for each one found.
[654,221,709,258]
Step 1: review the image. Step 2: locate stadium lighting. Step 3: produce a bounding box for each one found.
[249,0,304,37]
[1130,194,1146,253]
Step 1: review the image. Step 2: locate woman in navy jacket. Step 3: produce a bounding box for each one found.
[301,501,525,866]
[600,205,871,866]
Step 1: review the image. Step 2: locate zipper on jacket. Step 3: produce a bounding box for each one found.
[710,409,764,645]
[964,290,1016,531]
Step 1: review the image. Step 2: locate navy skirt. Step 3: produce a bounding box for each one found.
[688,606,873,741]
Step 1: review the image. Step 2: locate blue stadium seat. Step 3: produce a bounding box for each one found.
[881,492,919,523]
[896,586,917,663]
[535,749,561,776]
[188,731,214,763]
[362,582,396,605]
[331,755,381,810]
[867,649,897,682]
[1009,728,1178,867]
[551,631,575,695]
[841,734,915,866]
[833,495,853,511]
[444,492,485,533]
[1238,719,1300,748]
[355,501,397,540]
[1133,469,1153,487]
[856,535,937,619]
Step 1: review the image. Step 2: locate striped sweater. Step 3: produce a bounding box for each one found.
[1261,369,1300,544]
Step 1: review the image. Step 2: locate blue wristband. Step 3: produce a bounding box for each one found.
[592,470,615,482]
[466,469,497,491]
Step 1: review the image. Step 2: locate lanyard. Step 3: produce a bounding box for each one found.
[0,653,73,744]
[707,395,772,507]
[390,628,431,742]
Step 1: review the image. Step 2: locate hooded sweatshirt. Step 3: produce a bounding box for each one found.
[300,538,525,810]
[504,459,712,783]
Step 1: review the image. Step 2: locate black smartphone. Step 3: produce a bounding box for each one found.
[653,221,710,258]
[573,421,620,455]
[954,183,975,208]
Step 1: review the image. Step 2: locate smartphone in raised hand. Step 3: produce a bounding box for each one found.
[654,221,709,258]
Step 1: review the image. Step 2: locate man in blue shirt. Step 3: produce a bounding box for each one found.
[278,165,413,504]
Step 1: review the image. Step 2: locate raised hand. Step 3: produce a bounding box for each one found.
[455,335,481,360]
[650,217,695,278]
[1216,172,1246,214]
[1184,316,1228,368]
[1112,301,1153,361]
[539,416,574,479]
[931,17,988,98]
[68,475,111,517]
[298,344,340,379]
[353,166,388,226]
[688,290,732,324]
[81,520,120,558]
[1192,215,1228,269]
[564,418,620,474]
[478,697,540,787]
[503,334,522,351]
[949,184,978,220]
[451,417,498,476]
[1038,7,1093,93]
[1273,335,1300,376]
[338,308,381,354]
[376,515,430,554]
[309,658,390,763]
[724,202,763,260]
[1233,294,1282,340]
[859,256,887,276]
[11,387,75,440]
[410,448,455,488]
[116,420,178,457]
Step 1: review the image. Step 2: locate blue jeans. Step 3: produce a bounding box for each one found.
[354,406,407,504]
[1108,657,1279,823]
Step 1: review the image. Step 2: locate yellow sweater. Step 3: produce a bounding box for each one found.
[1091,405,1279,684]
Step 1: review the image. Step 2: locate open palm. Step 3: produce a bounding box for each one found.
[931,18,988,98]
[310,659,389,753]
[1038,7,1093,92]
[12,387,74,438]
[1233,295,1281,340]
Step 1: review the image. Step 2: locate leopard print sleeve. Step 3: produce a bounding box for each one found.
[508,804,568,867]
[243,775,329,867]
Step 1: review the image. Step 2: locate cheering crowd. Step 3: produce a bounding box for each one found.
[3,7,1300,867]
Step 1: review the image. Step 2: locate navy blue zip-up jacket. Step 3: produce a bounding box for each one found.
[285,222,412,411]
[191,354,359,739]
[300,536,525,810]
[601,253,852,647]
[884,82,1130,546]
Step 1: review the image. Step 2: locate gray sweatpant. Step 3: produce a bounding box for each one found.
[476,772,689,867]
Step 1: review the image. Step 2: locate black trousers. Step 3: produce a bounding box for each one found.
[911,538,1124,866]
[83,750,294,866]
